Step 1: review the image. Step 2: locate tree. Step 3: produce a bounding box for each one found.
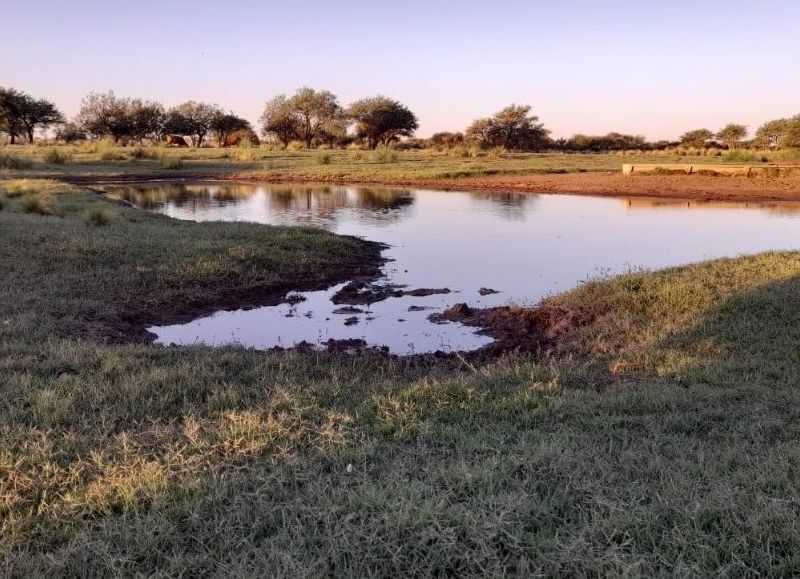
[781,116,800,149]
[17,96,64,142]
[211,113,252,146]
[429,132,464,148]
[77,92,164,143]
[164,101,221,147]
[0,88,24,144]
[347,96,418,149]
[679,128,713,147]
[755,119,789,149]
[55,122,86,143]
[77,92,134,142]
[466,105,549,150]
[285,88,342,148]
[259,95,298,146]
[129,102,165,142]
[716,123,748,149]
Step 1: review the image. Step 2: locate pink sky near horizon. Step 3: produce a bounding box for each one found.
[3,0,799,141]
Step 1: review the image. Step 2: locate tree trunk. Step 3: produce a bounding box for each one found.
[9,133,15,144]
[27,126,35,143]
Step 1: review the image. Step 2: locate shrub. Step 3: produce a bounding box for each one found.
[652,166,672,175]
[778,149,800,162]
[43,148,70,165]
[0,154,32,170]
[158,157,183,170]
[86,208,111,226]
[316,152,332,165]
[100,150,126,161]
[286,141,304,151]
[373,147,397,163]
[21,195,52,215]
[486,146,507,159]
[723,150,767,163]
[130,146,160,160]
[448,145,470,158]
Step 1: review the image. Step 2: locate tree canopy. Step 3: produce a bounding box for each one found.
[679,129,714,148]
[212,113,254,146]
[163,101,222,147]
[465,105,549,150]
[347,96,418,149]
[0,87,63,143]
[77,92,164,143]
[716,123,748,149]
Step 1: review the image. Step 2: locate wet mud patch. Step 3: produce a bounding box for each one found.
[332,281,451,305]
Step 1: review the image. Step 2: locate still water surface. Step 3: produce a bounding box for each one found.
[105,183,800,353]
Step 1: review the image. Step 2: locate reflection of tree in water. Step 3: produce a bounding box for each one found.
[468,191,537,221]
[106,184,252,210]
[264,186,414,227]
[107,183,415,227]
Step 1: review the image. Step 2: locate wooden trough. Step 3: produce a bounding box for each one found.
[622,163,800,177]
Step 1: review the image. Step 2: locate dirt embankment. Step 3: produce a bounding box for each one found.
[69,171,800,203]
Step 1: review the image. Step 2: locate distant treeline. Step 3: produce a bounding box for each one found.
[2,86,799,152]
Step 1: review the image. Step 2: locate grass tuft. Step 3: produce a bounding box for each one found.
[0,153,32,170]
[158,157,183,170]
[21,194,53,215]
[373,147,397,163]
[86,208,111,226]
[43,148,71,165]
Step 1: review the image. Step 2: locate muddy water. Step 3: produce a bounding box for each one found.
[105,183,800,354]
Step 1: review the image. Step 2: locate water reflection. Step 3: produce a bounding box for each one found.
[109,183,415,229]
[622,197,800,215]
[102,182,800,354]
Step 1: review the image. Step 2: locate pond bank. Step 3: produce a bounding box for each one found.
[65,170,800,203]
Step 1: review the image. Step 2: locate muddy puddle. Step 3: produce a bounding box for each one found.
[104,182,800,354]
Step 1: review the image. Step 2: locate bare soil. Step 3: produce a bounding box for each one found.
[70,171,800,203]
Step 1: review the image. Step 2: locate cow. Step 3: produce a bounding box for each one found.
[165,134,189,147]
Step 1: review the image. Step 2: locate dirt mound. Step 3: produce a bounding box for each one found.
[431,300,594,355]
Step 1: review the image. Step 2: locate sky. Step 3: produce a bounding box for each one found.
[3,0,799,140]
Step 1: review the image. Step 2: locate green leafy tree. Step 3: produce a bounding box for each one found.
[716,123,748,149]
[347,96,418,149]
[164,101,222,147]
[77,92,134,142]
[755,119,789,149]
[77,92,164,143]
[466,105,549,150]
[0,88,24,143]
[259,95,298,146]
[17,96,64,143]
[284,88,342,148]
[211,113,252,146]
[55,122,86,143]
[679,129,714,147]
[781,116,800,149]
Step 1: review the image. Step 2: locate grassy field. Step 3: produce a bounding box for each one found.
[4,142,797,184]
[3,178,800,575]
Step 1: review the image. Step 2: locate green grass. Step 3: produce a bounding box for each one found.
[0,144,761,183]
[3,178,800,574]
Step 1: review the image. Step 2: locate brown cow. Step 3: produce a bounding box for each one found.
[222,134,243,148]
[165,135,189,147]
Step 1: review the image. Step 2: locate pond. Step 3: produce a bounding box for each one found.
[105,182,800,354]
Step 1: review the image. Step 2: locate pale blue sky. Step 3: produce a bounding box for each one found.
[3,0,798,139]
